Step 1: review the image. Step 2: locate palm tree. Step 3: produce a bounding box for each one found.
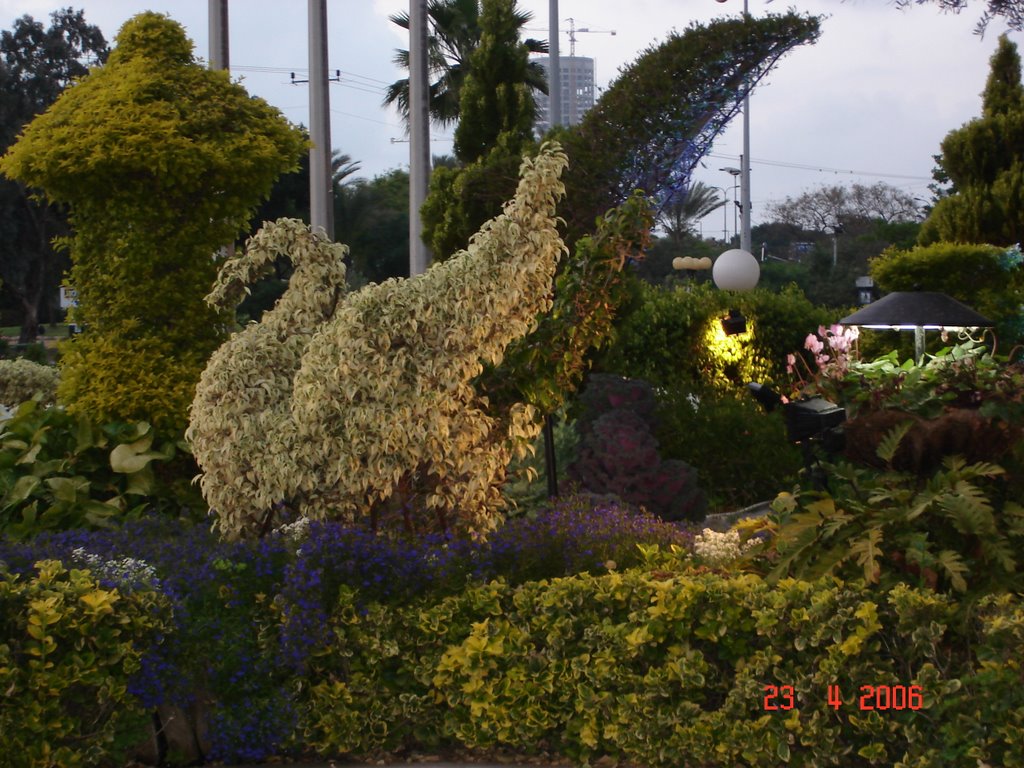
[384,0,548,128]
[658,182,725,242]
[331,151,360,189]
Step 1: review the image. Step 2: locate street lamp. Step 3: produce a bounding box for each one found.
[839,291,993,364]
[716,0,751,253]
[709,185,729,243]
[720,166,740,245]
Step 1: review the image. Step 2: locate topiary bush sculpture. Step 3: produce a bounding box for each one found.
[0,12,306,433]
[569,374,707,522]
[189,144,569,539]
[187,218,349,537]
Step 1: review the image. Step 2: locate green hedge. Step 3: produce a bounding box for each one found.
[597,282,835,394]
[294,566,1024,767]
[4,556,1021,767]
[0,560,171,768]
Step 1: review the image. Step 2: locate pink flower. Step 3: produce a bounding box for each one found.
[805,334,824,354]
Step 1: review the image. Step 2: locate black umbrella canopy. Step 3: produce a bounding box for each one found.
[839,291,994,329]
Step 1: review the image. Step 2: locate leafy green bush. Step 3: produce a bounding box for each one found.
[0,358,58,407]
[12,342,49,365]
[869,242,1024,342]
[3,503,1023,766]
[0,401,202,538]
[0,559,171,768]
[655,387,802,512]
[744,426,1024,598]
[0,13,307,434]
[597,282,834,395]
[301,566,1023,767]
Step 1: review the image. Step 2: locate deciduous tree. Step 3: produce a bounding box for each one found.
[894,0,1024,34]
[767,183,922,233]
[0,9,108,343]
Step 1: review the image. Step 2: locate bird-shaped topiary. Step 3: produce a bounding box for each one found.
[189,143,569,539]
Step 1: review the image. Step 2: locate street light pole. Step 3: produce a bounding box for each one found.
[308,0,333,239]
[717,0,752,252]
[740,0,752,254]
[721,166,740,245]
[548,0,561,128]
[409,0,431,276]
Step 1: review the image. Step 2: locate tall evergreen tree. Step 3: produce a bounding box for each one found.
[453,0,536,163]
[920,35,1024,245]
[983,32,1024,116]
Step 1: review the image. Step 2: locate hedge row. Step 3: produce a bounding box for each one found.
[3,556,1022,767]
[298,567,1023,767]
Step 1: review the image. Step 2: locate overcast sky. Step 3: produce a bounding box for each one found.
[2,0,1021,232]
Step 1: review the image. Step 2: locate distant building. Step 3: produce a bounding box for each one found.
[533,55,596,134]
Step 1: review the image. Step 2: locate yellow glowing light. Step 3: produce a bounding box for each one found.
[699,315,772,391]
[704,317,749,364]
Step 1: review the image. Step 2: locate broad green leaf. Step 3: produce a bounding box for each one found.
[44,476,89,503]
[936,550,969,593]
[109,443,165,474]
[3,475,41,506]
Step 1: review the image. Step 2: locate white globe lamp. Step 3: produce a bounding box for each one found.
[712,248,759,292]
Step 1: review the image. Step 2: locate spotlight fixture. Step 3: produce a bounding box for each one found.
[721,308,747,336]
[747,382,782,412]
[783,397,846,445]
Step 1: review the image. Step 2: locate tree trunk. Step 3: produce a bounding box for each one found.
[17,293,39,345]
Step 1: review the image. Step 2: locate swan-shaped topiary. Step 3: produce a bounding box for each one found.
[189,143,568,538]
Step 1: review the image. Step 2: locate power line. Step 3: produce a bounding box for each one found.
[233,64,390,88]
[707,151,933,182]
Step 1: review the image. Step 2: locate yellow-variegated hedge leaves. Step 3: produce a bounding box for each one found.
[189,142,569,539]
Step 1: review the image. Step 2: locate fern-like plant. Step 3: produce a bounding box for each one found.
[744,424,1024,596]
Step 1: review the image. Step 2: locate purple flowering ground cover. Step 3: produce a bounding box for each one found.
[0,495,692,764]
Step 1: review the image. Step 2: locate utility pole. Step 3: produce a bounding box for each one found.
[409,0,431,276]
[209,0,233,260]
[208,0,228,71]
[548,0,561,128]
[308,0,333,239]
[739,0,752,253]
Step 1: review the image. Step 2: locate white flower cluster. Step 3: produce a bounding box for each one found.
[692,528,756,567]
[70,547,159,589]
[274,517,312,546]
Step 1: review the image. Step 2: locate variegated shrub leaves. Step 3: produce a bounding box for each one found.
[189,144,569,538]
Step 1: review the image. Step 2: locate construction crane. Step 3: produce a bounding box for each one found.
[565,17,616,57]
